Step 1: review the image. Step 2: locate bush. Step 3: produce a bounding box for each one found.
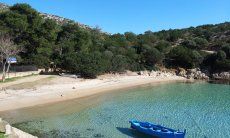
[182,39,197,49]
[111,55,130,72]
[215,59,230,71]
[77,52,108,78]
[216,50,226,60]
[155,41,171,53]
[194,37,208,49]
[182,37,208,49]
[202,50,230,72]
[221,44,230,58]
[168,46,203,68]
[141,47,164,67]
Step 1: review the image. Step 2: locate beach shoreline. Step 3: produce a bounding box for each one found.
[0,72,188,112]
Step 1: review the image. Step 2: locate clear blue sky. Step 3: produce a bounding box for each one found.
[1,0,230,34]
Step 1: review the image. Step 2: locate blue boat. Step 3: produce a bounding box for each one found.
[129,120,186,138]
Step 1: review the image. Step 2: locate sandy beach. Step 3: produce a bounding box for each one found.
[0,72,187,112]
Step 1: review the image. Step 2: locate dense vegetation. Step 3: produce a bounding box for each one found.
[0,3,229,78]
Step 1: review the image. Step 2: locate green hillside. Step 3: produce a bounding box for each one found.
[0,3,229,78]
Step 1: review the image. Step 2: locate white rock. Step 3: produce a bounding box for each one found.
[5,124,12,135]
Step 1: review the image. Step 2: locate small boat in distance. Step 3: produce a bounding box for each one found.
[129,120,186,138]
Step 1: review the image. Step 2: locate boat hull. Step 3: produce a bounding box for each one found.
[130,120,186,138]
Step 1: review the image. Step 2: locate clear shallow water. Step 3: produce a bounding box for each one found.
[1,82,230,138]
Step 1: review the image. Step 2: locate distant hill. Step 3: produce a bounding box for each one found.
[0,2,229,78]
[1,2,228,44]
[0,2,91,29]
[153,22,230,51]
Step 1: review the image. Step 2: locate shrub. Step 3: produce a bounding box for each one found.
[221,44,230,58]
[168,46,203,68]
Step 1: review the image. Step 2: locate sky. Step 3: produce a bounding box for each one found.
[1,0,230,34]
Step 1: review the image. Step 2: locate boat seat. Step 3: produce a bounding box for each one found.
[152,126,159,130]
[161,129,168,132]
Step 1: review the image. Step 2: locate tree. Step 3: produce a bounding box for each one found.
[111,55,129,72]
[141,47,164,69]
[167,29,182,42]
[137,31,157,47]
[89,27,106,51]
[221,44,230,58]
[10,3,42,29]
[193,37,208,49]
[76,51,108,78]
[215,59,230,71]
[191,50,203,67]
[0,2,229,78]
[168,46,203,68]
[61,51,109,78]
[0,34,23,81]
[182,37,208,49]
[216,50,226,60]
[124,32,137,46]
[0,11,28,35]
[109,33,128,47]
[155,40,171,53]
[33,19,59,69]
[202,50,230,72]
[182,39,197,49]
[61,52,79,73]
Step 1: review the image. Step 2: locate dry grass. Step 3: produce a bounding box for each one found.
[0,74,38,83]
[5,76,55,90]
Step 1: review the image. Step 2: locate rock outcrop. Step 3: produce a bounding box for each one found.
[0,118,37,138]
[0,118,8,133]
[0,2,9,12]
[177,68,187,78]
[187,68,209,80]
[212,72,230,80]
[0,3,9,10]
[137,70,178,78]
[40,13,91,29]
[177,68,209,80]
[125,70,138,76]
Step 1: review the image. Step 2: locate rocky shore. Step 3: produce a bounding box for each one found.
[212,72,230,80]
[177,68,209,80]
[176,68,230,81]
[0,118,37,138]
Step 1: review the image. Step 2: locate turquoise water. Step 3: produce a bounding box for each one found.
[1,82,230,138]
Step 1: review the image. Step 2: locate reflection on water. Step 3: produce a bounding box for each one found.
[208,79,230,85]
[0,82,230,138]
